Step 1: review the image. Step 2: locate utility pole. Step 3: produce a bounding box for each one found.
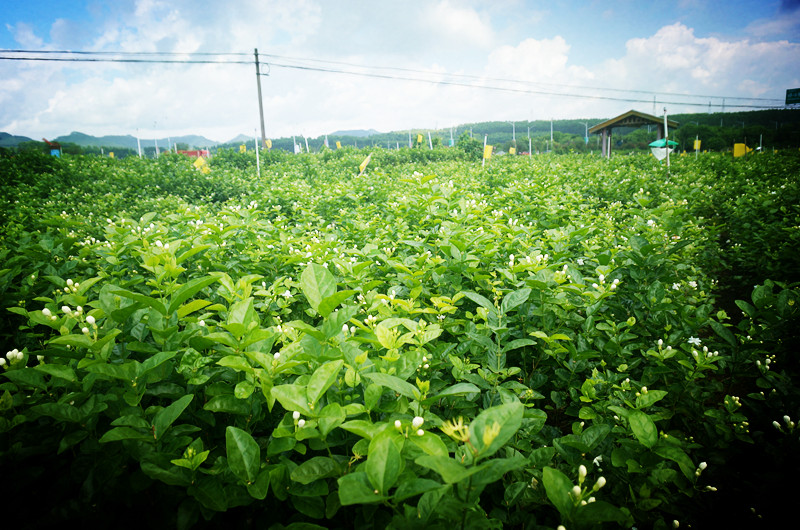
[664,107,670,170]
[254,49,267,150]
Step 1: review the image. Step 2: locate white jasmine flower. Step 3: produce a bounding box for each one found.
[688,337,702,346]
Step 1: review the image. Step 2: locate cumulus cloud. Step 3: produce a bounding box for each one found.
[2,2,798,140]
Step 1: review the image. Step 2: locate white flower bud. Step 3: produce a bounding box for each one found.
[578,465,587,482]
[62,305,71,314]
[297,419,305,428]
[66,279,74,287]
[699,462,707,470]
[572,485,582,498]
[42,308,52,317]
[82,327,90,334]
[86,315,96,325]
[273,352,280,359]
[293,411,301,420]
[394,420,402,429]
[412,416,424,429]
[416,429,424,436]
[594,476,606,490]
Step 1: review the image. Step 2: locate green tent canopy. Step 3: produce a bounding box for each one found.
[649,138,679,148]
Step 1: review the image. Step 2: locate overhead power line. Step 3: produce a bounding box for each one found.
[0,48,784,109]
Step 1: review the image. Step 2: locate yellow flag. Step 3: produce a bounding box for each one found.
[266,139,272,149]
[359,154,372,174]
[483,144,493,160]
[336,141,342,149]
[239,144,246,153]
[693,139,701,150]
[508,147,516,155]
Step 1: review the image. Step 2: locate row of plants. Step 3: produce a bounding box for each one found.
[1,149,798,529]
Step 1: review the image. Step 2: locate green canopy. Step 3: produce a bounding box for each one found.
[649,138,679,148]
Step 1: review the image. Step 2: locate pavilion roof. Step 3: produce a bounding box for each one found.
[589,109,679,134]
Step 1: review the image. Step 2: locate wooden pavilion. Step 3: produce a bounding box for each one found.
[589,110,678,158]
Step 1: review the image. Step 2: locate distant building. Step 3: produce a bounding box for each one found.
[177,149,210,158]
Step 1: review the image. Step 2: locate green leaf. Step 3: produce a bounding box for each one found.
[709,320,737,348]
[409,432,449,458]
[176,244,211,265]
[301,263,337,313]
[190,476,227,511]
[48,334,94,349]
[271,384,311,415]
[414,454,477,484]
[636,390,668,409]
[317,290,357,318]
[394,478,443,502]
[317,402,346,437]
[339,419,381,440]
[500,288,531,314]
[468,400,523,459]
[463,291,496,314]
[362,372,417,400]
[227,297,257,327]
[628,409,657,449]
[653,444,696,480]
[338,472,386,505]
[366,433,403,494]
[203,395,251,415]
[33,364,77,382]
[166,274,218,314]
[100,426,153,443]
[2,368,47,390]
[109,287,166,315]
[424,382,481,403]
[543,466,574,519]
[291,456,340,485]
[226,426,261,484]
[575,500,626,524]
[247,469,271,500]
[153,395,193,440]
[307,360,344,407]
[176,299,212,319]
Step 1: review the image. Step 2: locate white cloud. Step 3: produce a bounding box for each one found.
[2,2,798,140]
[422,1,495,49]
[7,22,44,48]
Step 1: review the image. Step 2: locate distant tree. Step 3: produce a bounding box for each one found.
[456,131,482,161]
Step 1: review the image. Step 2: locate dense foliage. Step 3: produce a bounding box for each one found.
[1,148,798,529]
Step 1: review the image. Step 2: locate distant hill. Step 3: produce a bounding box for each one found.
[329,129,381,137]
[53,131,218,149]
[226,134,254,144]
[0,132,34,147]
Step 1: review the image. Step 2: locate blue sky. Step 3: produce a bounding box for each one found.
[2,0,799,141]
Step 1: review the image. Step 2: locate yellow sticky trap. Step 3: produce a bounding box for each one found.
[483,145,493,160]
[359,154,372,174]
